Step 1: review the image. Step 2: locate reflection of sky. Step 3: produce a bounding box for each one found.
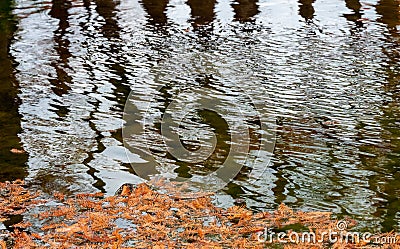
[167,0,191,27]
[215,0,234,25]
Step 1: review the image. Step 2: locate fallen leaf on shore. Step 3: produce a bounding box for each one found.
[0,180,397,248]
[55,223,82,233]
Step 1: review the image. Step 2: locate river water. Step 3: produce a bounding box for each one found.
[0,0,399,232]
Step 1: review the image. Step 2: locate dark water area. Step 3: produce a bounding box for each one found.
[0,0,27,181]
[0,0,399,232]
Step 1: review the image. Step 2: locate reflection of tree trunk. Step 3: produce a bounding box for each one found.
[187,0,216,27]
[140,0,169,25]
[89,0,133,191]
[367,0,400,232]
[95,0,121,38]
[0,0,28,181]
[231,0,259,22]
[94,0,130,114]
[344,0,363,26]
[298,0,315,21]
[49,0,72,97]
[376,0,400,31]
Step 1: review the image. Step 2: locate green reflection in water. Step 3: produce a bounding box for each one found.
[0,0,27,181]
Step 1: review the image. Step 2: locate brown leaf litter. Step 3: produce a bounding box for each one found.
[0,180,398,248]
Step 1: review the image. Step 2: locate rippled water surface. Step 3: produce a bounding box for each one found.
[0,0,399,232]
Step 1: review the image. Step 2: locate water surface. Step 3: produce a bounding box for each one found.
[1,0,399,232]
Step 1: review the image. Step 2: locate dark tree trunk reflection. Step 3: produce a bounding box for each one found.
[0,0,28,181]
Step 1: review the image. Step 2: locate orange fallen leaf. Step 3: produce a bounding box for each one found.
[55,223,82,233]
[13,221,32,229]
[10,148,25,154]
[120,185,131,196]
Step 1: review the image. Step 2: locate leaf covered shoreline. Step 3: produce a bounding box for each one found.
[0,180,398,248]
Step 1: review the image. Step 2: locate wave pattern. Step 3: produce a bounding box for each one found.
[8,0,400,231]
